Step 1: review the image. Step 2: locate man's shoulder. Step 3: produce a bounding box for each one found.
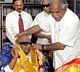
[7,11,15,16]
[22,11,31,17]
[66,8,79,21]
[36,11,45,17]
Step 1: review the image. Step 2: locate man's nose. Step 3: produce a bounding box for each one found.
[18,5,21,8]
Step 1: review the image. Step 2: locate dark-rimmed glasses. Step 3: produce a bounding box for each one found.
[42,4,50,7]
[18,42,32,45]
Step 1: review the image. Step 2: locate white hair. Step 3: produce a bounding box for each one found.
[60,0,68,9]
[41,0,52,4]
[60,0,68,4]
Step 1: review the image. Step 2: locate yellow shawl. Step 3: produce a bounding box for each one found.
[13,39,44,72]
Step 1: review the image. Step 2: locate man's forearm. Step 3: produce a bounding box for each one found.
[34,33,50,39]
[19,25,41,37]
[9,56,17,70]
[42,42,65,51]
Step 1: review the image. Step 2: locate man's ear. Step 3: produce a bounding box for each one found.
[12,4,15,10]
[64,4,68,10]
[13,4,15,9]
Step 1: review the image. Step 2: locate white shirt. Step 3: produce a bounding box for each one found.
[31,11,50,44]
[39,8,80,69]
[6,11,33,43]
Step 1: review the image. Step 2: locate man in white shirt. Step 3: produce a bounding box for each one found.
[31,0,50,44]
[16,0,80,71]
[30,0,53,71]
[6,0,33,44]
[33,0,80,71]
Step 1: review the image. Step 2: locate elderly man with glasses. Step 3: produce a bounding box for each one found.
[1,35,46,72]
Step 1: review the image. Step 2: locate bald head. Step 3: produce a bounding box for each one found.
[17,35,31,43]
[51,0,68,6]
[50,0,68,4]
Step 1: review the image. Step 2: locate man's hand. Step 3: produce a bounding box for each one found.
[12,45,20,58]
[14,31,27,43]
[47,35,51,43]
[15,33,23,41]
[32,44,42,50]
[14,34,21,43]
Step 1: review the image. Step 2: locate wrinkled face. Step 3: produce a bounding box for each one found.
[50,0,65,21]
[20,41,32,55]
[13,0,24,13]
[21,44,31,55]
[18,36,32,55]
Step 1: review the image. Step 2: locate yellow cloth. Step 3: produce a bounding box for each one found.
[13,39,44,72]
[13,44,36,72]
[55,64,80,72]
[55,58,80,72]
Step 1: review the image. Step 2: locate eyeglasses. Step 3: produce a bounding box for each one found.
[42,4,50,7]
[18,42,32,45]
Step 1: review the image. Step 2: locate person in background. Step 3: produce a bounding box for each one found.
[15,0,80,71]
[5,0,33,44]
[30,0,53,71]
[31,0,50,44]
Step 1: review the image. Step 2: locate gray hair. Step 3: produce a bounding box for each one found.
[60,0,68,8]
[41,0,52,4]
[60,0,68,4]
